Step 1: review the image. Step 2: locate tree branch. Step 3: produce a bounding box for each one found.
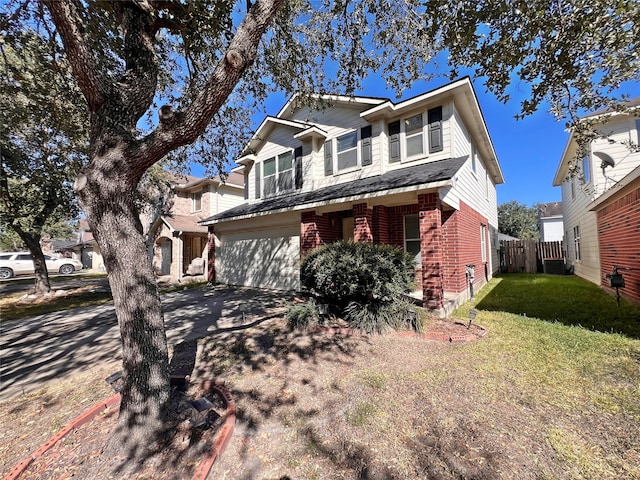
[42,0,106,112]
[139,0,287,167]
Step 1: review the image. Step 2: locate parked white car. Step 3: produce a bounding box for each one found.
[0,252,84,279]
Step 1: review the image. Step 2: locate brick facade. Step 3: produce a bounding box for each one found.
[297,198,490,313]
[441,201,490,298]
[353,203,373,243]
[597,186,640,304]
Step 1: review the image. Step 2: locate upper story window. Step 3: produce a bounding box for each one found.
[191,190,202,212]
[263,151,292,197]
[471,142,478,174]
[255,147,302,199]
[389,106,443,163]
[405,113,424,157]
[324,125,372,176]
[582,154,590,183]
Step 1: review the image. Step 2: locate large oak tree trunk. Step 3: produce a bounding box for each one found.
[44,0,286,464]
[77,147,170,456]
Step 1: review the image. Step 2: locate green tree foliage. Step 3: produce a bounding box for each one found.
[2,0,637,463]
[0,28,87,292]
[498,200,540,241]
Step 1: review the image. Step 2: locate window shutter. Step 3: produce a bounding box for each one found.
[255,163,261,199]
[428,106,443,153]
[294,146,303,189]
[244,173,248,200]
[361,125,372,166]
[388,121,400,163]
[324,140,333,176]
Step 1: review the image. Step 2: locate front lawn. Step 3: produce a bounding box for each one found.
[473,274,640,339]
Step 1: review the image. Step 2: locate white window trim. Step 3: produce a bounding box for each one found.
[262,150,294,197]
[333,129,362,175]
[481,224,487,262]
[573,225,581,261]
[582,153,591,185]
[398,113,427,163]
[191,190,202,212]
[471,141,478,176]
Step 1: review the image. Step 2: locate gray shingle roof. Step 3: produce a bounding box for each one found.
[200,156,466,224]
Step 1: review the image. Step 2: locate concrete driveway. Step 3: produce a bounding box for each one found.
[0,285,291,400]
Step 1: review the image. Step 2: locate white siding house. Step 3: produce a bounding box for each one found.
[201,78,505,316]
[553,99,640,285]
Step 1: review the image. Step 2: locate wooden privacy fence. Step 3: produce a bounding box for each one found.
[500,240,565,274]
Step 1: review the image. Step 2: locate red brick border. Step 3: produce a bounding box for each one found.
[3,382,236,480]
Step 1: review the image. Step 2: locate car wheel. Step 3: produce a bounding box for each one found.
[59,264,75,275]
[0,267,13,279]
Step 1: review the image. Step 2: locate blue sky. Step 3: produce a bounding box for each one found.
[193,75,640,208]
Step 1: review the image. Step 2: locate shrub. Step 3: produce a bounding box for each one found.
[285,298,320,330]
[300,241,417,332]
[301,241,415,309]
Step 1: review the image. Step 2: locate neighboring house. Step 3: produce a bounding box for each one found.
[200,78,505,316]
[537,202,564,242]
[73,218,103,270]
[553,98,640,303]
[146,172,245,282]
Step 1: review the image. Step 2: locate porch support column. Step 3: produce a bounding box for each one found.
[301,211,324,256]
[419,193,444,310]
[207,228,216,283]
[353,203,373,243]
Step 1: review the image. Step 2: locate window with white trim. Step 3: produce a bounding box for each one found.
[191,190,202,212]
[573,225,581,261]
[471,142,478,174]
[405,214,421,264]
[337,131,358,170]
[324,126,373,176]
[582,154,590,183]
[405,113,424,158]
[388,106,443,164]
[262,150,293,197]
[481,224,487,262]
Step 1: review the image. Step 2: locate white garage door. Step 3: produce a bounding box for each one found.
[217,225,300,291]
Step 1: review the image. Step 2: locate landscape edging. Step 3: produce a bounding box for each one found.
[2,382,236,480]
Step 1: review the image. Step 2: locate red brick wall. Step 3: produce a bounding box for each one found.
[441,201,490,297]
[597,186,640,304]
[300,211,345,257]
[353,203,373,242]
[419,193,444,309]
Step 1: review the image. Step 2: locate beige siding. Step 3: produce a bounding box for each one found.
[210,184,245,216]
[560,117,640,285]
[561,178,601,284]
[450,109,498,229]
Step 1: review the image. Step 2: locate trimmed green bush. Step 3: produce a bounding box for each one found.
[300,241,417,332]
[301,241,415,306]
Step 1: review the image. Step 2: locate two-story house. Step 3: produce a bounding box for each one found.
[200,78,505,316]
[553,98,640,304]
[537,202,564,242]
[147,172,245,282]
